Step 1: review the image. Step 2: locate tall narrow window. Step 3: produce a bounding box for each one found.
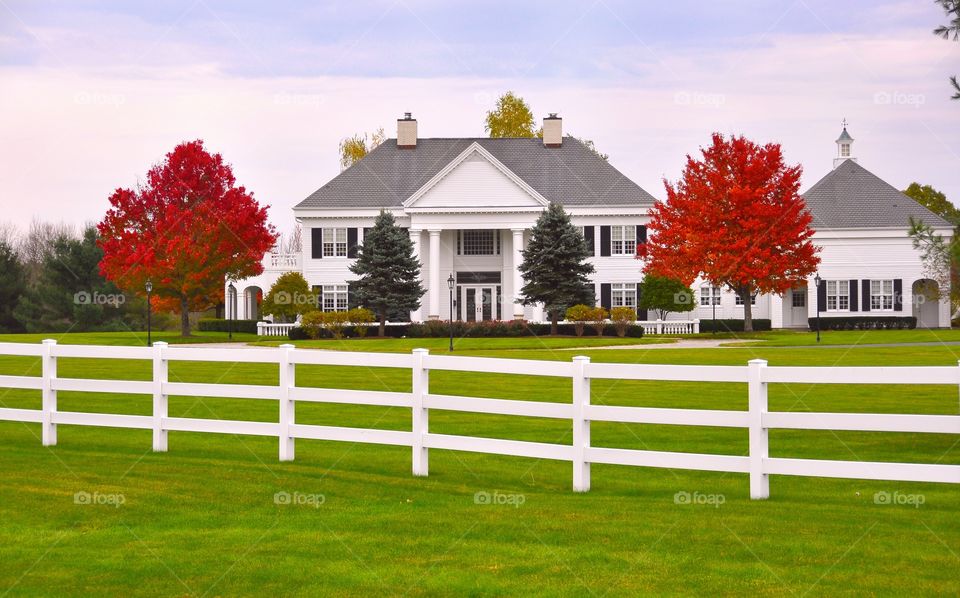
[826,280,849,311]
[610,226,636,256]
[322,228,348,257]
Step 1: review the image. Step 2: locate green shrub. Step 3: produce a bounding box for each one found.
[197,318,259,334]
[698,319,772,333]
[347,307,375,337]
[300,311,326,339]
[808,316,916,331]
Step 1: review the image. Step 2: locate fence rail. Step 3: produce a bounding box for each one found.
[0,340,957,498]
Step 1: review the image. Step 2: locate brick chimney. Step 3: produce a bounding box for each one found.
[542,113,562,147]
[397,112,417,149]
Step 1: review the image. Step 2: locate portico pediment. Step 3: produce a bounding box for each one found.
[403,142,548,211]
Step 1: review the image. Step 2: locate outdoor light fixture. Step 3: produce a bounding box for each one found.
[447,274,455,352]
[813,273,822,343]
[145,280,153,347]
[227,282,236,341]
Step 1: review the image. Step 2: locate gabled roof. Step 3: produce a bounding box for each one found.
[295,137,656,210]
[801,160,952,230]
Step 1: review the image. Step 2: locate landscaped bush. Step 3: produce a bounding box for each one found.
[285,319,646,340]
[347,307,375,337]
[610,307,637,337]
[808,316,917,331]
[698,319,772,333]
[197,318,260,334]
[564,304,593,337]
[589,307,608,337]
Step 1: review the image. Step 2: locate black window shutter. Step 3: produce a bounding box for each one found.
[311,228,323,259]
[363,227,372,243]
[637,225,647,244]
[583,226,595,254]
[817,281,826,312]
[347,228,359,258]
[861,279,871,312]
[599,226,611,257]
[637,283,648,320]
[600,283,612,311]
[894,279,903,311]
[849,280,858,311]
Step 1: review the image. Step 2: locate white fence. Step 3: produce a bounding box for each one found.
[255,319,699,337]
[0,340,957,498]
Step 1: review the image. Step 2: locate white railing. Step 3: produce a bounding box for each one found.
[266,253,301,270]
[0,340,958,498]
[257,321,298,336]
[636,319,700,335]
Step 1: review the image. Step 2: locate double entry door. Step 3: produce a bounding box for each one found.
[459,285,499,322]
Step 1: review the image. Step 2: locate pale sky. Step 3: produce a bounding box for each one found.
[1,0,958,234]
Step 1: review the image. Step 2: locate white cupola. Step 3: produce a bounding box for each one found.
[833,119,856,169]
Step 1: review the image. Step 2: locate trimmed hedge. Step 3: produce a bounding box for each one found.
[197,318,260,334]
[808,316,917,331]
[288,320,645,340]
[698,319,772,333]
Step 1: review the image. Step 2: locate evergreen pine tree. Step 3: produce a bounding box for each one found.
[0,239,25,333]
[518,203,595,335]
[349,211,425,336]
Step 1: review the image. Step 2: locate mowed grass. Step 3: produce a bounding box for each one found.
[0,332,958,596]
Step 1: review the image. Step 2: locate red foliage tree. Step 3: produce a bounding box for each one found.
[98,140,277,336]
[639,133,819,331]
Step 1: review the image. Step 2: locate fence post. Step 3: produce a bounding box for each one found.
[693,319,700,334]
[572,355,591,492]
[279,344,295,461]
[656,319,663,335]
[412,348,429,477]
[152,342,169,452]
[748,359,769,499]
[41,339,57,446]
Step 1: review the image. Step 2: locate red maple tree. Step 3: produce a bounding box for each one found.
[97,140,277,336]
[638,133,819,331]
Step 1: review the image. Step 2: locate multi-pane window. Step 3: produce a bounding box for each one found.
[458,230,499,255]
[792,289,806,308]
[826,280,849,311]
[321,284,348,312]
[612,283,637,308]
[322,228,348,257]
[699,285,721,306]
[871,279,894,310]
[735,293,757,306]
[840,143,850,157]
[611,226,636,256]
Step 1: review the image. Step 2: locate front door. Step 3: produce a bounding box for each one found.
[789,287,808,327]
[460,286,496,322]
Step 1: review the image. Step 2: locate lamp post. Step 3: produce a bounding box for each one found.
[145,280,153,347]
[447,274,455,352]
[227,282,236,341]
[814,273,822,343]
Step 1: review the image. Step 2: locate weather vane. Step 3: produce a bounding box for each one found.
[841,118,848,129]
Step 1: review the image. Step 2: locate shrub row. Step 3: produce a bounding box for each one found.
[808,316,917,331]
[288,320,646,340]
[197,318,260,334]
[698,319,772,333]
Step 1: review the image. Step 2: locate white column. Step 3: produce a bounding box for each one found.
[770,293,784,329]
[409,229,423,322]
[428,229,441,320]
[511,229,524,319]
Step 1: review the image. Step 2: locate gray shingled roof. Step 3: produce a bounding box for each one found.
[295,137,656,209]
[801,160,952,229]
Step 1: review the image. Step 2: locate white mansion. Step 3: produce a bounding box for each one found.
[229,114,953,329]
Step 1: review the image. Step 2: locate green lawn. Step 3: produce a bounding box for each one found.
[0,332,957,595]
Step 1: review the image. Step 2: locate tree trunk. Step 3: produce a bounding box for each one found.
[378,313,386,337]
[740,286,754,333]
[550,311,559,336]
[180,295,191,337]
